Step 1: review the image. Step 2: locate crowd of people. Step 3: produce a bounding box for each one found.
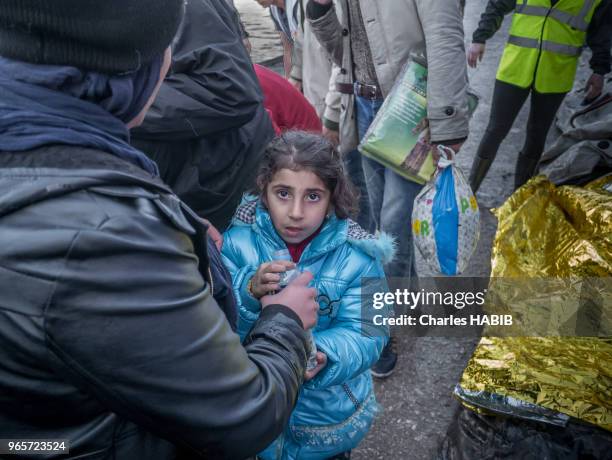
[0,0,610,459]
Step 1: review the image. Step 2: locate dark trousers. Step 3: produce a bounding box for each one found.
[477,79,566,162]
[344,148,373,233]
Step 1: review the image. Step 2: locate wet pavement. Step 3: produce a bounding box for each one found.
[235,0,283,63]
[356,2,597,456]
[355,1,578,457]
[235,0,592,457]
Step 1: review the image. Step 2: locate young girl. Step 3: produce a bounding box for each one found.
[221,131,394,459]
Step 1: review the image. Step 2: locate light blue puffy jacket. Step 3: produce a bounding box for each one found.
[221,197,394,459]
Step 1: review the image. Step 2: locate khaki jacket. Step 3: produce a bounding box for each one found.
[309,0,470,153]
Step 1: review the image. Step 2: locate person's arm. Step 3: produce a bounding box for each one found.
[268,5,295,78]
[306,0,344,67]
[322,64,341,146]
[221,227,299,337]
[290,21,304,91]
[472,0,516,44]
[278,30,294,78]
[306,0,332,20]
[584,0,612,100]
[132,0,262,140]
[46,209,309,459]
[306,258,390,390]
[468,0,516,67]
[417,0,470,144]
[221,228,267,340]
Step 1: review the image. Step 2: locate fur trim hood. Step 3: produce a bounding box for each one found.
[231,197,396,264]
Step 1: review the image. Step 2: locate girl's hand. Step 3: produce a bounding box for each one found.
[467,42,485,68]
[250,260,296,298]
[304,352,327,381]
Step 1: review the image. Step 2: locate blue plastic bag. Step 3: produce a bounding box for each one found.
[412,146,480,275]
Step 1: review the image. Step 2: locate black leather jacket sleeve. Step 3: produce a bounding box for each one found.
[44,208,307,459]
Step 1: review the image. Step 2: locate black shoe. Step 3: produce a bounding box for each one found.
[371,337,397,379]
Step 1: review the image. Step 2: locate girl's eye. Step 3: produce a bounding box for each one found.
[307,193,320,202]
[277,189,290,199]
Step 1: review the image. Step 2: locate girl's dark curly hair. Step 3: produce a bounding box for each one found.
[255,131,359,220]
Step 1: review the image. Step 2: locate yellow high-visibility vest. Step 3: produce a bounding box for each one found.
[497,0,601,93]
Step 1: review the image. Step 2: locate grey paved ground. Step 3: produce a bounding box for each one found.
[245,0,594,457]
[235,0,283,62]
[353,1,580,458]
[256,3,515,458]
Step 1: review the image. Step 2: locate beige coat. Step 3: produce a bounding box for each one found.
[290,15,335,118]
[309,0,470,153]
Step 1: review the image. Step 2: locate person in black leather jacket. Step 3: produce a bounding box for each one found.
[132,0,276,231]
[0,1,318,459]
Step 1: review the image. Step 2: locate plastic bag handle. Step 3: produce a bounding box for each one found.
[437,144,455,169]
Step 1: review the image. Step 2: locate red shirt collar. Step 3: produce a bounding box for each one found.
[285,225,323,263]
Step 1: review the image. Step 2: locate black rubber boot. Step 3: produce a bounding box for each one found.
[514,155,540,189]
[468,155,495,193]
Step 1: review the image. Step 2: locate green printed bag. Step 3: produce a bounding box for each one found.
[358,59,477,184]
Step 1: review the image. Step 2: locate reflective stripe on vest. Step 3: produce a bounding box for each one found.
[507,35,582,56]
[516,0,596,31]
[497,0,601,93]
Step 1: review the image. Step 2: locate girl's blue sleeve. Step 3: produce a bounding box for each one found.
[221,230,262,341]
[306,258,391,390]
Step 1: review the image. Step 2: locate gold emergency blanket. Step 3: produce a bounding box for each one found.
[455,175,612,431]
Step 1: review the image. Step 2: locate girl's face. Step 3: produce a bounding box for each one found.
[265,168,331,244]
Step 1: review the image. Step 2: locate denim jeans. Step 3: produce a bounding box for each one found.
[356,94,423,281]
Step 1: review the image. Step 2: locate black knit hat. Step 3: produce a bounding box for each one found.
[0,0,184,74]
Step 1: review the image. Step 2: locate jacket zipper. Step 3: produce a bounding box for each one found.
[532,5,553,87]
[342,383,361,410]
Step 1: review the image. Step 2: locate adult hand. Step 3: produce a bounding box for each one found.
[202,219,223,251]
[584,73,604,103]
[467,42,485,68]
[261,271,318,329]
[243,38,252,55]
[257,0,285,8]
[250,260,296,298]
[289,77,303,93]
[304,352,327,380]
[322,126,340,147]
[255,0,275,7]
